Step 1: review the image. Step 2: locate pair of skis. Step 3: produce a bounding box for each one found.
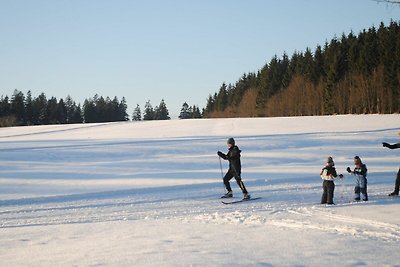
[221,197,261,205]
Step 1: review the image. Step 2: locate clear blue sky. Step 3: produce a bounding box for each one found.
[1,0,399,118]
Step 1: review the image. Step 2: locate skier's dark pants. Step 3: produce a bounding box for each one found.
[321,180,335,204]
[223,170,248,194]
[394,168,400,194]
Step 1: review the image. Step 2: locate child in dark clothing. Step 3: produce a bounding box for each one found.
[320,156,343,204]
[347,156,368,201]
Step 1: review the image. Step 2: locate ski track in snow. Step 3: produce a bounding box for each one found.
[2,182,400,244]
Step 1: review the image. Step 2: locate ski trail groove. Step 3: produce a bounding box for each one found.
[268,206,400,242]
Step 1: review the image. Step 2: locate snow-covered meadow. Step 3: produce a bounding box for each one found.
[0,115,399,266]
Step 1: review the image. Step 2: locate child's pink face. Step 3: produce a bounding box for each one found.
[227,143,233,148]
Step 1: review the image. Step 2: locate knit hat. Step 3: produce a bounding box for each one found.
[227,137,235,146]
[326,156,334,166]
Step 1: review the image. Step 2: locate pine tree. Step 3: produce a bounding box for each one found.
[0,95,11,117]
[33,93,48,125]
[25,91,34,125]
[118,97,129,121]
[0,95,14,127]
[204,94,216,115]
[191,105,202,118]
[132,104,142,121]
[179,102,190,119]
[46,97,59,124]
[143,100,155,120]
[71,104,83,123]
[83,98,96,123]
[154,99,170,120]
[65,95,75,123]
[57,99,67,124]
[215,83,228,111]
[10,89,26,125]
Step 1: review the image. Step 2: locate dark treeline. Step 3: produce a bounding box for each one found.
[0,90,198,127]
[83,94,128,123]
[0,90,129,127]
[131,100,202,121]
[178,102,202,119]
[204,21,400,117]
[132,99,171,121]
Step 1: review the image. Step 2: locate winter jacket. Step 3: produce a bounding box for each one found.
[320,165,338,181]
[353,164,368,178]
[220,145,242,175]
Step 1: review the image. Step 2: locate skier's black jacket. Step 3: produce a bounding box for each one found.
[219,145,242,175]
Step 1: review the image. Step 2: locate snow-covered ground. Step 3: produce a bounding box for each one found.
[0,114,399,267]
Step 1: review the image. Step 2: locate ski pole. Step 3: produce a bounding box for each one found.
[340,175,350,203]
[339,176,345,204]
[219,156,225,192]
[219,156,224,179]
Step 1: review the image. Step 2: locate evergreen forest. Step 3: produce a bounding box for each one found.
[0,91,130,127]
[203,21,400,117]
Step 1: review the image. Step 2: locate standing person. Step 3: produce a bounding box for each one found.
[217,138,250,200]
[320,156,343,205]
[382,141,400,196]
[347,156,368,201]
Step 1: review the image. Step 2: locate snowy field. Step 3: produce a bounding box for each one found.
[0,114,399,267]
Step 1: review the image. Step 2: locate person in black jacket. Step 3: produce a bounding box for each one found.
[382,141,400,196]
[347,156,368,201]
[218,138,250,200]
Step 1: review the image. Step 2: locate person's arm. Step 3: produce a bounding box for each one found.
[217,151,227,159]
[382,142,400,149]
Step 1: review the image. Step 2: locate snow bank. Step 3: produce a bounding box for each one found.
[0,114,398,141]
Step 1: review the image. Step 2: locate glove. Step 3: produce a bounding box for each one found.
[346,167,351,173]
[339,174,344,179]
[217,151,224,158]
[382,142,389,148]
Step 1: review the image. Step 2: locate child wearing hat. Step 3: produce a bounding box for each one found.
[320,156,343,205]
[347,156,368,201]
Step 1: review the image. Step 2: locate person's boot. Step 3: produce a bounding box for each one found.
[221,191,233,198]
[243,193,251,200]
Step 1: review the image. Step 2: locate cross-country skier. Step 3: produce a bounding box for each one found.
[347,156,368,201]
[217,138,250,200]
[320,156,343,205]
[382,141,400,196]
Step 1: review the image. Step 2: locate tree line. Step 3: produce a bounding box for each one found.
[131,99,171,121]
[0,90,83,127]
[0,90,204,127]
[204,21,400,117]
[0,90,131,127]
[131,100,202,120]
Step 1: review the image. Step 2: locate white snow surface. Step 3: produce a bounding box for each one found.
[1,114,399,267]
